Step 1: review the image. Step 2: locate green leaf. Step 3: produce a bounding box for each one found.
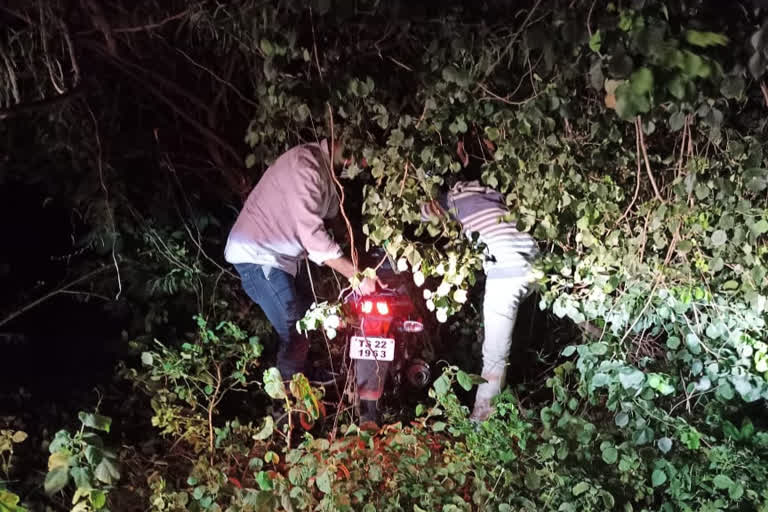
[433,374,451,396]
[713,474,734,490]
[710,230,728,247]
[90,490,106,509]
[720,75,744,99]
[651,469,667,487]
[253,416,274,441]
[94,458,120,485]
[685,333,702,355]
[70,467,92,490]
[752,219,768,235]
[744,168,768,192]
[260,39,274,56]
[524,471,541,490]
[456,371,473,391]
[255,471,273,491]
[615,412,629,427]
[432,421,447,432]
[685,30,728,47]
[0,489,25,512]
[618,368,645,390]
[630,67,654,95]
[78,412,112,433]
[572,482,590,496]
[316,469,332,494]
[589,30,602,53]
[44,467,70,494]
[601,446,618,464]
[669,111,686,132]
[730,483,744,501]
[589,342,608,355]
[263,367,287,400]
[657,437,672,453]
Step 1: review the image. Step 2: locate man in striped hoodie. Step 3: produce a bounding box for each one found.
[421,180,538,421]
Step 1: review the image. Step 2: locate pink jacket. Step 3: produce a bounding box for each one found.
[224,140,342,275]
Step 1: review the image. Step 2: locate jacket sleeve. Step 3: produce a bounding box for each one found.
[294,165,344,265]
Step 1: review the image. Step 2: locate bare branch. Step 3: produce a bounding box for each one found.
[636,116,664,202]
[0,266,111,329]
[0,85,84,120]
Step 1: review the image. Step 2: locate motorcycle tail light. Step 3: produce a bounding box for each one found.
[376,301,389,315]
[360,300,373,314]
[403,320,424,333]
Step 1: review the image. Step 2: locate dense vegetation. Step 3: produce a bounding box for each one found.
[2,0,768,510]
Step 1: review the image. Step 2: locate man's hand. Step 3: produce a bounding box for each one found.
[357,276,378,296]
[324,256,382,296]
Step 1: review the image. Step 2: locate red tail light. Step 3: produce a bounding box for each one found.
[360,300,390,316]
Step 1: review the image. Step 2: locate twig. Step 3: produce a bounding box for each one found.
[87,105,122,300]
[663,220,682,266]
[636,116,663,201]
[0,45,20,105]
[58,289,111,302]
[477,82,542,106]
[309,7,323,82]
[619,276,662,346]
[675,115,689,181]
[0,86,84,120]
[39,0,65,93]
[387,56,413,72]
[615,121,642,226]
[60,19,80,86]
[326,104,358,271]
[0,266,110,329]
[484,0,544,77]
[208,363,222,465]
[111,7,194,33]
[174,48,258,109]
[586,0,597,38]
[83,0,118,56]
[761,81,768,108]
[398,162,409,197]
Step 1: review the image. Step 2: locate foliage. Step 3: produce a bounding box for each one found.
[0,429,27,512]
[44,411,119,511]
[4,0,768,510]
[121,316,263,453]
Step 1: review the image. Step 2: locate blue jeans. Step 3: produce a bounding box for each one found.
[234,263,311,380]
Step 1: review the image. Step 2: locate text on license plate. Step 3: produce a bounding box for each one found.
[350,336,395,361]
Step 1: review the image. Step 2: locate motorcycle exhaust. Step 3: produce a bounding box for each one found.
[405,359,431,388]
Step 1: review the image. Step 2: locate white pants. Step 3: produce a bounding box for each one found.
[472,274,530,420]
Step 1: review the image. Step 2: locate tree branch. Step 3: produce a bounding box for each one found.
[636,116,663,202]
[0,86,85,120]
[0,266,110,329]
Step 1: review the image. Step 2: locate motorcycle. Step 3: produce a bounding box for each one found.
[339,249,434,423]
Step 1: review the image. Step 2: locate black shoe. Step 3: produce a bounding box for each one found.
[360,399,379,426]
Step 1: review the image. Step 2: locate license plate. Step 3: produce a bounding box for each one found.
[349,336,395,361]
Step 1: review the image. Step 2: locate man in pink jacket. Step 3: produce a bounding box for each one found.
[225,138,376,381]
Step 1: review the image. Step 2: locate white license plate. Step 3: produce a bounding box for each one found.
[349,336,395,361]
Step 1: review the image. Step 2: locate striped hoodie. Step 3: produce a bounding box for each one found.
[421,180,538,278]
